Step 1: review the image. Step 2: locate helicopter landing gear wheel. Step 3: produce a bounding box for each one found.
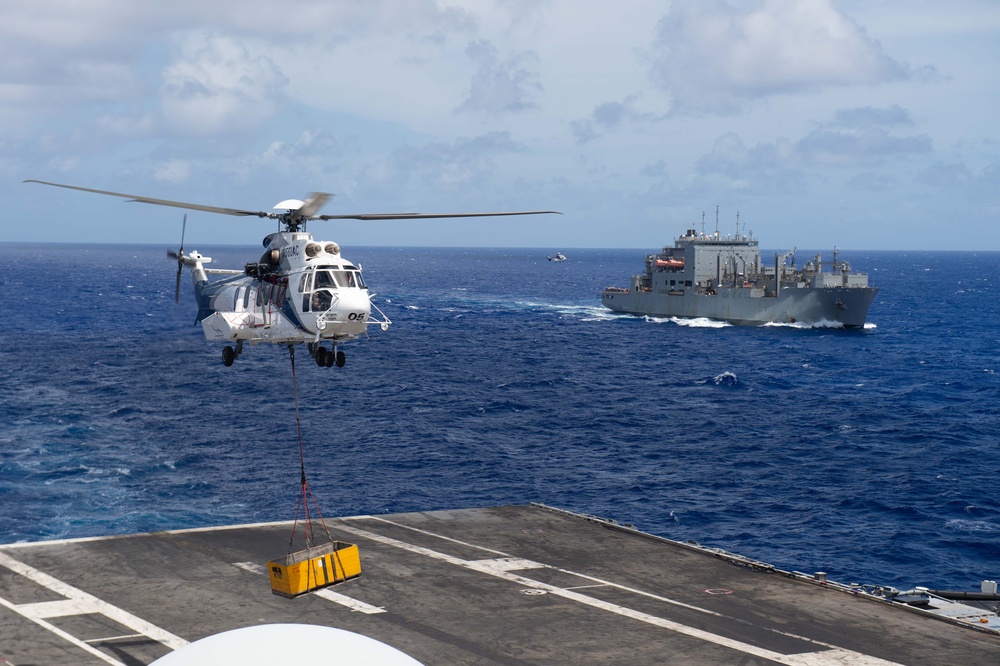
[315,349,326,367]
[336,350,345,368]
[222,346,236,367]
[324,349,335,367]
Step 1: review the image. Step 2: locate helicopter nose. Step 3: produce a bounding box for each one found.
[339,289,371,317]
[334,289,371,335]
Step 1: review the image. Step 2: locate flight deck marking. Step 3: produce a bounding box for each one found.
[0,550,188,665]
[338,520,903,666]
[0,594,126,666]
[469,557,546,572]
[15,599,92,619]
[85,633,147,644]
[365,517,725,616]
[361,515,512,557]
[314,587,387,614]
[232,561,385,614]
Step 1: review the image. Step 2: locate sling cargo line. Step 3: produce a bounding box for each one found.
[268,344,361,597]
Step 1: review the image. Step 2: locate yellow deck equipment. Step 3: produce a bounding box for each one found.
[268,540,361,598]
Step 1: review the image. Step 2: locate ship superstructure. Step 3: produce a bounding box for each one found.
[602,227,877,327]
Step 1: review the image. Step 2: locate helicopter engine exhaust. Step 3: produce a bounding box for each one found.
[244,249,280,279]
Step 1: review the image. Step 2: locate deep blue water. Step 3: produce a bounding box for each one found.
[1,243,998,592]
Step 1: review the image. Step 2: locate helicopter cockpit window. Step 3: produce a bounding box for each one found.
[326,268,361,289]
[310,290,332,312]
[312,267,362,289]
[314,269,337,289]
[298,273,312,294]
[337,270,355,288]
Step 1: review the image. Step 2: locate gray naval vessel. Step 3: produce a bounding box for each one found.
[602,227,878,327]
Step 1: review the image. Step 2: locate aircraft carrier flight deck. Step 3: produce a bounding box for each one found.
[1,504,997,665]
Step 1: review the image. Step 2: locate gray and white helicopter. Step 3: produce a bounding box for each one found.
[27,180,558,367]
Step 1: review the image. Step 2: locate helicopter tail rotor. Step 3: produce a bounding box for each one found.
[167,215,187,304]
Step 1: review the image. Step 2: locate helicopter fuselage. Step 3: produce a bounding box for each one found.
[181,230,389,366]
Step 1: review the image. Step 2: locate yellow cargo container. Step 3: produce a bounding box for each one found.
[267,541,361,598]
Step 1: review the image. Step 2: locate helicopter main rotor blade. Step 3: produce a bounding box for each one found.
[316,210,562,221]
[296,192,332,219]
[25,180,268,218]
[26,180,561,223]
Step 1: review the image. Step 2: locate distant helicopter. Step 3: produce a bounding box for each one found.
[26,180,559,367]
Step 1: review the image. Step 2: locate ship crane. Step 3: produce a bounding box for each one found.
[774,247,796,294]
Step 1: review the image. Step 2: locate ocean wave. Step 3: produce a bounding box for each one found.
[944,519,997,533]
[693,371,739,387]
[762,319,846,329]
[643,315,730,328]
[3,245,999,591]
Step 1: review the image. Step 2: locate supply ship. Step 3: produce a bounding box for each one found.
[602,226,878,327]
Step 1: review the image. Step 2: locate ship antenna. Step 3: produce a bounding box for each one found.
[701,211,705,235]
[736,211,740,240]
[715,205,719,235]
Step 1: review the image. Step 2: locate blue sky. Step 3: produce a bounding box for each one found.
[2,0,998,250]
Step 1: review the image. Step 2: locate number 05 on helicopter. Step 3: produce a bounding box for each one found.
[26,180,559,367]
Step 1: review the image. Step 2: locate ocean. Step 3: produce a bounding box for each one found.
[1,242,998,593]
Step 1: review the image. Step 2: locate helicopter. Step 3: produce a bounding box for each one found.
[26,180,559,367]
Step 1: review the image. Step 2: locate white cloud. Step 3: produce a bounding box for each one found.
[847,171,896,192]
[0,4,159,118]
[918,162,972,189]
[919,160,1000,209]
[160,34,288,137]
[692,132,804,194]
[826,105,915,129]
[690,103,933,194]
[382,131,523,189]
[456,40,542,115]
[222,130,350,184]
[648,0,910,115]
[797,105,932,166]
[795,128,931,166]
[571,95,658,143]
[154,160,192,184]
[2,1,999,250]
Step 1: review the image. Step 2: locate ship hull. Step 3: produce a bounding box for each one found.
[602,285,878,328]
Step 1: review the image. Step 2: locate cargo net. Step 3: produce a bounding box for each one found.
[266,344,361,598]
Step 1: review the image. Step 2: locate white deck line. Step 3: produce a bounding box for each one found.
[313,587,387,614]
[336,521,903,666]
[0,593,127,666]
[0,550,189,657]
[232,561,385,614]
[0,519,302,549]
[0,516,391,550]
[370,515,728,618]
